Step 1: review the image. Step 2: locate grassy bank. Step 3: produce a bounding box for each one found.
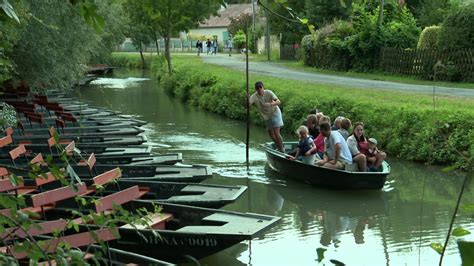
[110,52,161,69]
[112,53,473,166]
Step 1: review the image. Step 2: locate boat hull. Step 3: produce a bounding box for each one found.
[262,142,390,190]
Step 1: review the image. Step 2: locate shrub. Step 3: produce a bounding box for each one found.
[417,26,441,49]
[438,2,474,50]
[232,30,246,49]
[312,20,353,71]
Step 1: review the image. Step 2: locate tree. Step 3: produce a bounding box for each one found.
[8,0,96,90]
[143,0,224,75]
[437,1,474,50]
[123,0,155,67]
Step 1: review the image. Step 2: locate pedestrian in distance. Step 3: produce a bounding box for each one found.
[227,38,233,57]
[248,81,284,152]
[206,39,212,55]
[212,39,218,55]
[195,40,202,56]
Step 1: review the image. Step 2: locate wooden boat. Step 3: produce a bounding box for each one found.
[262,142,391,190]
[36,179,245,208]
[2,174,279,263]
[70,163,213,182]
[10,134,147,146]
[0,144,151,159]
[11,125,144,136]
[51,200,280,262]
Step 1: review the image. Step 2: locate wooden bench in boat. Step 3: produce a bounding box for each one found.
[0,228,117,260]
[120,212,173,230]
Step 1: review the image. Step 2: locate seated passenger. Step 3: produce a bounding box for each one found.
[347,122,368,172]
[316,122,352,169]
[332,116,344,130]
[366,137,386,171]
[306,114,320,138]
[288,126,315,165]
[338,118,351,140]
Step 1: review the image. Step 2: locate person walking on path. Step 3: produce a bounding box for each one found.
[249,81,284,152]
[227,38,233,57]
[196,40,202,56]
[206,39,212,55]
[212,39,218,55]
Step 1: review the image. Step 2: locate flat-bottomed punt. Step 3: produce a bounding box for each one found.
[262,142,390,190]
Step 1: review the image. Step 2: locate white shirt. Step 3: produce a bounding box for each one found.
[325,131,353,163]
[249,90,279,120]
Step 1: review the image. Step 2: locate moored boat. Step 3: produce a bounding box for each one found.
[262,142,391,190]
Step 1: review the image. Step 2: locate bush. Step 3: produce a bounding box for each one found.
[312,20,353,71]
[155,56,474,167]
[438,2,474,50]
[417,26,441,49]
[232,30,246,49]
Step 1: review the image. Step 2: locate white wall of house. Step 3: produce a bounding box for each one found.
[187,27,228,44]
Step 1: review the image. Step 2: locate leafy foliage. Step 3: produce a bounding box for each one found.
[417,25,441,49]
[437,2,474,50]
[232,30,247,49]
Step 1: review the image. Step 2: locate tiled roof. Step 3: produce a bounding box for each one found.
[199,4,254,28]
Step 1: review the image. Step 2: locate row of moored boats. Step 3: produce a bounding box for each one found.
[0,90,280,264]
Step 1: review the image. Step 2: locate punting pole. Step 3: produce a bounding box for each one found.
[245,23,250,168]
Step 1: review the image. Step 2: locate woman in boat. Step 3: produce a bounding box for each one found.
[249,81,284,152]
[306,114,320,138]
[288,125,315,165]
[347,122,386,171]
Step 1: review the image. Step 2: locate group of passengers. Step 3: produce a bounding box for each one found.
[288,110,386,172]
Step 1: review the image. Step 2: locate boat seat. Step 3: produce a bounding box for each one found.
[176,213,267,234]
[0,228,116,260]
[121,212,173,230]
[344,163,360,172]
[94,185,141,213]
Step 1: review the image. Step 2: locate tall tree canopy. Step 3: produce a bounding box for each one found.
[142,0,224,74]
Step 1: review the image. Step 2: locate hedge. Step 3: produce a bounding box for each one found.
[417,26,441,49]
[150,56,473,167]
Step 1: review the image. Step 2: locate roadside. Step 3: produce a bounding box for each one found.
[200,54,474,98]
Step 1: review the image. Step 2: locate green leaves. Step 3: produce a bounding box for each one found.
[452,228,471,237]
[79,2,105,33]
[431,242,444,255]
[0,0,20,23]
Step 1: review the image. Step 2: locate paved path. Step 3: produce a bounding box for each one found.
[201,55,474,98]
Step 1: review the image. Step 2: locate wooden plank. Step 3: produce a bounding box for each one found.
[9,144,26,160]
[0,219,68,241]
[0,135,13,148]
[0,178,24,192]
[0,228,116,259]
[95,185,141,213]
[31,183,87,207]
[92,167,121,187]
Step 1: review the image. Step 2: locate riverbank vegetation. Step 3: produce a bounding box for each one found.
[145,54,473,167]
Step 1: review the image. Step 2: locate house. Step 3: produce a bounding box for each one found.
[187,3,255,45]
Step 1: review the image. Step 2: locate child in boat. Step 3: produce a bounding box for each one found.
[288,126,316,165]
[367,138,381,171]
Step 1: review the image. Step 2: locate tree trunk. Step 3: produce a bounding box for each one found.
[164,35,172,75]
[139,44,146,69]
[153,31,160,56]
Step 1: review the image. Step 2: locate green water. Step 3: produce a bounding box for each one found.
[77,69,473,266]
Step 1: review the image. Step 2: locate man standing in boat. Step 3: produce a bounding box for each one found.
[249,81,284,152]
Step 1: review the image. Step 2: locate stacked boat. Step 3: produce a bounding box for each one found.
[0,91,280,264]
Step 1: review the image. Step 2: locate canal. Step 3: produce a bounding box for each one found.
[77,69,473,265]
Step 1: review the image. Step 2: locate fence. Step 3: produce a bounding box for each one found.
[379,48,474,82]
[280,44,299,60]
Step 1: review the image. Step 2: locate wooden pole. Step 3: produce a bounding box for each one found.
[245,24,250,167]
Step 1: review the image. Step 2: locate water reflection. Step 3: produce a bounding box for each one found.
[77,69,473,266]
